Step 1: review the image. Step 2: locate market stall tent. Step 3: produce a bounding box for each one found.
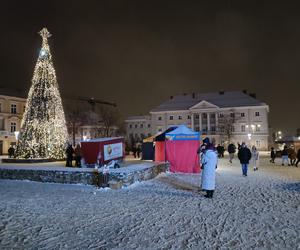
[142,135,156,160]
[154,127,177,162]
[165,125,201,173]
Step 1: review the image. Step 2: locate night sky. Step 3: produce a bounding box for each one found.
[1,1,299,135]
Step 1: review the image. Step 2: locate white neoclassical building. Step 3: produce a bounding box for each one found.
[126,91,269,150]
[0,91,26,154]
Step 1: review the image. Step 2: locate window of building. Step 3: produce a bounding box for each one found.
[230,126,235,132]
[241,125,245,132]
[255,111,260,117]
[230,113,235,118]
[158,116,162,121]
[0,103,2,113]
[169,115,173,120]
[135,124,138,128]
[195,114,199,119]
[10,122,16,133]
[219,113,224,118]
[211,126,216,132]
[23,106,26,112]
[11,104,17,114]
[210,113,216,119]
[187,115,191,119]
[241,112,245,117]
[256,124,261,132]
[178,115,182,120]
[147,124,151,128]
[140,124,143,128]
[202,113,207,119]
[129,124,132,129]
[256,140,261,147]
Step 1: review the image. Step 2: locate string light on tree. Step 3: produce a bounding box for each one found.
[15,28,68,159]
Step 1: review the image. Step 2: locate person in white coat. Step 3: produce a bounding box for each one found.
[200,142,218,198]
[251,145,259,171]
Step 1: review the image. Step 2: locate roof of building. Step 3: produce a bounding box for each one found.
[0,87,27,99]
[150,91,267,112]
[125,115,150,121]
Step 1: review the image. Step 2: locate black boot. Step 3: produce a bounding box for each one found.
[205,190,213,198]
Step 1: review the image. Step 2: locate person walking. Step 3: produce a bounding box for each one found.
[251,145,259,171]
[8,145,15,158]
[200,142,218,198]
[216,144,223,158]
[295,148,300,167]
[288,146,297,166]
[74,144,82,167]
[66,144,74,167]
[238,142,252,176]
[270,147,276,164]
[228,143,236,163]
[281,145,289,166]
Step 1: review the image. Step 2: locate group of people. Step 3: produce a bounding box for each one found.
[272,145,300,167]
[65,143,82,167]
[131,144,142,159]
[197,140,261,199]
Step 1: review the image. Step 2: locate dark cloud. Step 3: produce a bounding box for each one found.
[0,0,299,134]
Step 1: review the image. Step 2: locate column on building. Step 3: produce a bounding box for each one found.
[215,112,218,133]
[207,112,210,134]
[199,112,202,131]
[191,113,194,130]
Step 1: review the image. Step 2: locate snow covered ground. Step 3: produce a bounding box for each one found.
[0,155,299,250]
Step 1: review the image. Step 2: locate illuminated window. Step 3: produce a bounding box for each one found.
[256,125,261,132]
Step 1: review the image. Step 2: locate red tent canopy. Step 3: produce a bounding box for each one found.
[165,125,201,173]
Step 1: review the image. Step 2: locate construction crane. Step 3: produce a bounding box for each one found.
[78,96,117,110]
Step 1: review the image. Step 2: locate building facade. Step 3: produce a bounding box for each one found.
[0,94,26,154]
[125,116,152,145]
[125,91,269,150]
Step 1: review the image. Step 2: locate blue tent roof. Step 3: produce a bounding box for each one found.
[165,125,200,141]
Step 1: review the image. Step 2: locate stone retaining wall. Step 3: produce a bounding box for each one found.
[0,163,168,189]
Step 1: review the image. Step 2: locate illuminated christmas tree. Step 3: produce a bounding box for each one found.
[15,28,68,159]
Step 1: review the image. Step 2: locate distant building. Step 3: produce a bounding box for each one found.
[125,91,270,150]
[0,91,26,154]
[125,116,152,145]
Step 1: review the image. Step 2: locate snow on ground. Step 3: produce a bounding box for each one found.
[0,155,299,250]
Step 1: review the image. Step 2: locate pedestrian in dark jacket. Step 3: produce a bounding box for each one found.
[288,147,297,166]
[8,145,15,158]
[74,144,82,167]
[295,148,300,167]
[281,146,289,166]
[228,143,236,163]
[238,142,252,176]
[270,147,276,163]
[66,144,74,167]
